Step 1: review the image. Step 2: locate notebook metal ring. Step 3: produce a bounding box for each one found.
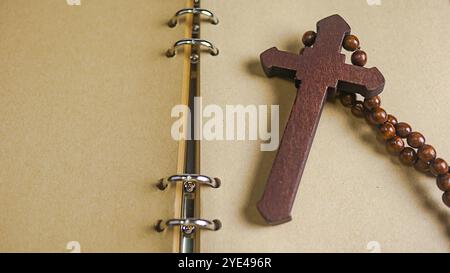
[155,218,222,233]
[168,8,219,27]
[157,174,221,191]
[166,39,219,57]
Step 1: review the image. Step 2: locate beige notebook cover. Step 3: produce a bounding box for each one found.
[0,0,449,253]
[0,0,186,252]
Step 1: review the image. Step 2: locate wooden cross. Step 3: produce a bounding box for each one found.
[257,14,385,225]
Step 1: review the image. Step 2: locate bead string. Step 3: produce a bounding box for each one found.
[301,30,450,208]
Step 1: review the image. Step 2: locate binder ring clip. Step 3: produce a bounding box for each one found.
[166,39,219,57]
[157,174,221,192]
[168,8,219,28]
[155,218,222,234]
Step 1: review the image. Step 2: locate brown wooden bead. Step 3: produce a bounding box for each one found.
[364,110,378,126]
[351,101,365,118]
[343,35,360,51]
[395,122,412,138]
[387,114,398,126]
[363,96,381,110]
[437,173,450,192]
[399,147,417,166]
[371,107,388,124]
[414,159,431,173]
[443,192,450,208]
[430,158,448,176]
[340,92,356,107]
[386,136,405,155]
[351,50,367,67]
[302,31,317,47]
[378,122,396,140]
[417,144,437,162]
[407,132,425,148]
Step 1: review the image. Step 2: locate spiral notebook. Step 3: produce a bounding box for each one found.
[0,0,449,253]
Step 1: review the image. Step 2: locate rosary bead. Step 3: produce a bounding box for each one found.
[363,96,381,110]
[370,107,388,124]
[407,132,426,148]
[364,110,378,126]
[343,34,360,51]
[417,144,437,162]
[351,50,367,67]
[399,147,417,166]
[414,159,431,173]
[340,92,356,107]
[302,31,317,47]
[351,101,365,118]
[387,114,398,126]
[378,122,396,140]
[386,136,405,155]
[437,173,450,192]
[430,158,449,176]
[443,192,450,208]
[395,122,412,138]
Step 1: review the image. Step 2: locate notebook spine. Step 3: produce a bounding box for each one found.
[156,0,220,253]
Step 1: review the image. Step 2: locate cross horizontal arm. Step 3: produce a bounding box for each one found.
[337,64,385,97]
[260,47,300,79]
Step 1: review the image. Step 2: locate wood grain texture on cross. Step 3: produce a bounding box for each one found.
[257,14,385,225]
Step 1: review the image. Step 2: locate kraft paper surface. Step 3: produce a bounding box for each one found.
[0,0,185,252]
[200,0,450,252]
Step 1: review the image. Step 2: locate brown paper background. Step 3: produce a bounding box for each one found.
[0,0,186,252]
[200,0,450,252]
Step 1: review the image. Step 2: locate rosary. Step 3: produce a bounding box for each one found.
[258,14,449,225]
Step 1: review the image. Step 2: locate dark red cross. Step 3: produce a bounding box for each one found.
[258,14,385,225]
